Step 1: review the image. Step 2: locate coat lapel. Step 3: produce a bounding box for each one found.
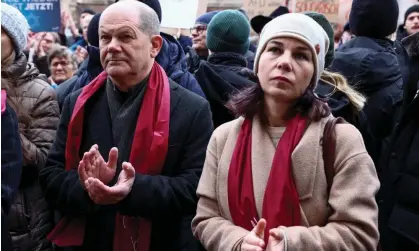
[292,119,324,201]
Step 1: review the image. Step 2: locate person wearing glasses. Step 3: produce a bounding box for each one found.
[186,11,219,73]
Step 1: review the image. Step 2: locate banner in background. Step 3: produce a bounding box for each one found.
[2,0,61,32]
[242,0,352,26]
[160,0,208,29]
[291,0,340,23]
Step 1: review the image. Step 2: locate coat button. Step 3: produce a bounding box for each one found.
[391,152,397,158]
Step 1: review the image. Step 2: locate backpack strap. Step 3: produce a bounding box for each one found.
[322,117,346,195]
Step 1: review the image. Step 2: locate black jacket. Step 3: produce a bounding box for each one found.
[377,31,419,251]
[330,37,403,162]
[39,80,213,251]
[1,103,22,215]
[194,52,255,128]
[157,33,205,98]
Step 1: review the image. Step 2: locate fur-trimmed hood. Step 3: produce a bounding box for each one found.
[403,31,419,57]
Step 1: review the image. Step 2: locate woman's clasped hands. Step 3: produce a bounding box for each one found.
[241,218,286,251]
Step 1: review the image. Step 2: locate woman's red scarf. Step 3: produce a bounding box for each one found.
[228,115,307,243]
[47,62,171,251]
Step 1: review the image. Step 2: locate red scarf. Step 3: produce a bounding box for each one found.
[47,62,171,251]
[228,115,307,243]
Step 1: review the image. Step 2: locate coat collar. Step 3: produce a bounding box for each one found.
[250,115,326,201]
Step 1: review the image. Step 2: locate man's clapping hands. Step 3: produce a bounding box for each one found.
[78,145,135,205]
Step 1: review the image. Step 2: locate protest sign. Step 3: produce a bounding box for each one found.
[160,0,208,29]
[2,0,61,32]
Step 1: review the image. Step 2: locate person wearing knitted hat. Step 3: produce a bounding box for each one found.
[305,12,370,150]
[330,0,404,165]
[404,5,419,36]
[1,3,60,251]
[1,3,30,64]
[190,11,219,60]
[193,13,379,251]
[304,12,334,68]
[194,10,256,128]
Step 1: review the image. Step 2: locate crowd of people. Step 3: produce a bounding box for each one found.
[1,0,419,250]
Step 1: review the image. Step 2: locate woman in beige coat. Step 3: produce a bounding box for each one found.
[192,13,380,251]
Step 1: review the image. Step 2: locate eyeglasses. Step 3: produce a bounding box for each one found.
[190,25,207,34]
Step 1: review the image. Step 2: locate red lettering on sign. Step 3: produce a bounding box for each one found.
[296,1,339,15]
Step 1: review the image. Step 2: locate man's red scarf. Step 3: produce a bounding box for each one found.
[228,115,307,243]
[47,62,170,251]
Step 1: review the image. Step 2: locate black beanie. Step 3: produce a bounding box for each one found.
[404,5,419,24]
[349,0,399,38]
[114,0,162,23]
[87,13,101,47]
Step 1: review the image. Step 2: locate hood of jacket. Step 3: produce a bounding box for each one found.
[76,46,102,78]
[403,31,419,57]
[195,55,254,105]
[86,46,102,73]
[330,36,402,95]
[156,32,188,80]
[396,24,410,42]
[2,53,48,87]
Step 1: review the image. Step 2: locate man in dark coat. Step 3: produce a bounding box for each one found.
[396,5,419,42]
[377,31,419,251]
[39,1,212,251]
[194,10,255,128]
[57,0,205,110]
[330,0,403,163]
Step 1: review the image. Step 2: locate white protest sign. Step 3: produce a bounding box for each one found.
[160,0,202,29]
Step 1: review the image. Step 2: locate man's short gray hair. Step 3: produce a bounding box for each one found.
[112,0,160,36]
[137,4,160,36]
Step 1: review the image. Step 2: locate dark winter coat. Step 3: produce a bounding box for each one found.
[330,37,403,162]
[396,24,410,42]
[1,102,23,251]
[377,32,419,251]
[32,55,50,77]
[194,52,255,128]
[157,33,205,98]
[2,53,60,251]
[56,46,103,110]
[39,79,213,251]
[1,103,23,215]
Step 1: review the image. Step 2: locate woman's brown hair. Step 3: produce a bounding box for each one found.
[226,72,331,123]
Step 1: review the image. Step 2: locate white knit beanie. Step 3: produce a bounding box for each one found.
[1,3,30,55]
[254,13,330,88]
